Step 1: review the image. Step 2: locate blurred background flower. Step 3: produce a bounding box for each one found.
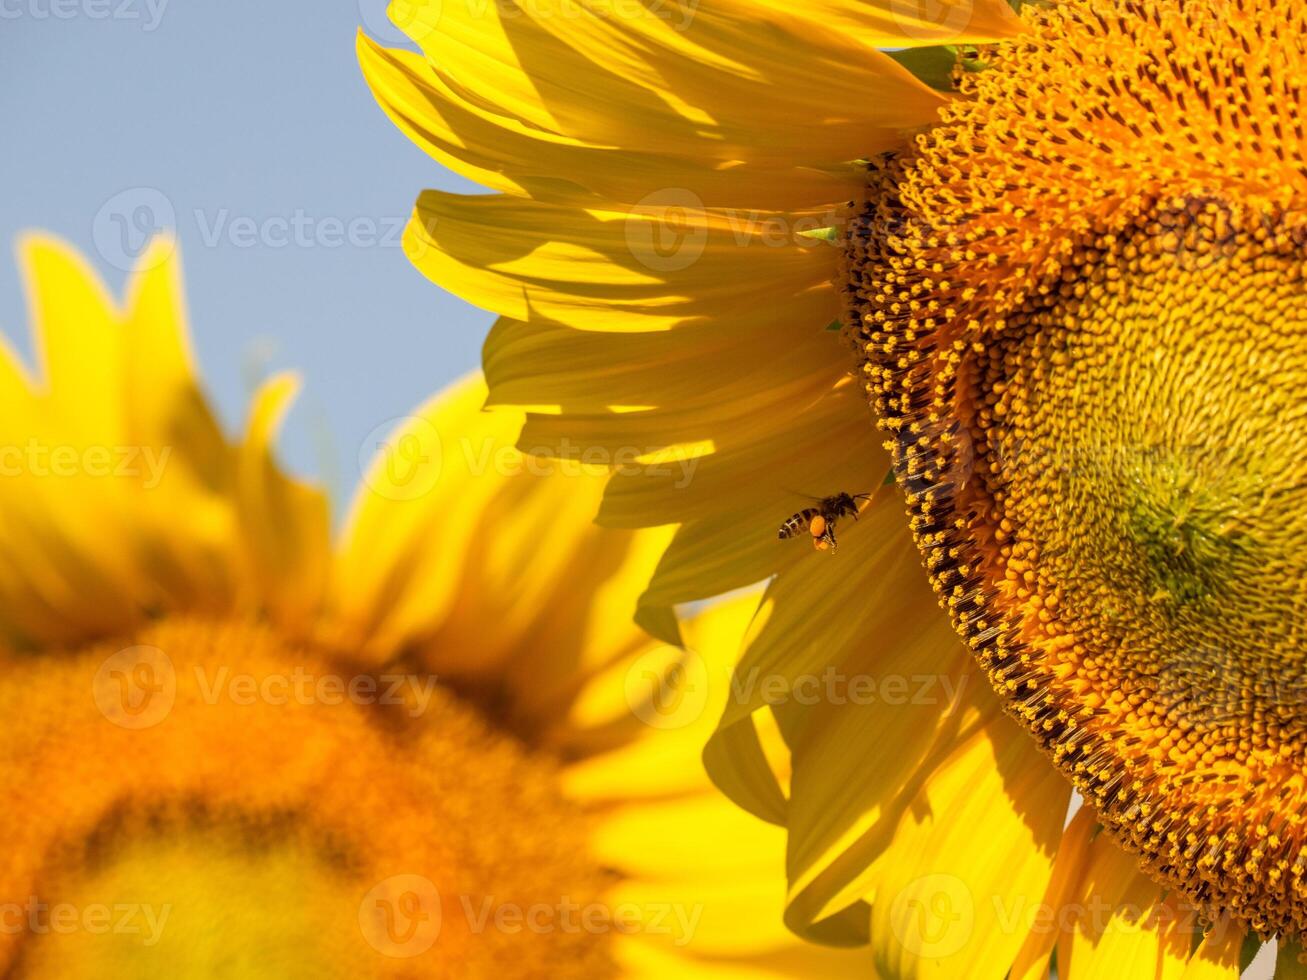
[0,236,870,977]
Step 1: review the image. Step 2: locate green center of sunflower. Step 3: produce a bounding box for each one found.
[980,207,1307,746]
[14,822,352,980]
[842,0,1307,941]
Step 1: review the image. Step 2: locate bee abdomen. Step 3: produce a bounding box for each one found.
[778,508,818,539]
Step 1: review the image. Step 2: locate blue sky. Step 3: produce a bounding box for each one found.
[0,0,489,511]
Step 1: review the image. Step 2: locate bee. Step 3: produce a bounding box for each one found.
[778,492,871,554]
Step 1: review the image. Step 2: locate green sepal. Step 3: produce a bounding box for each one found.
[885,46,959,93]
[1238,931,1264,972]
[886,44,992,93]
[799,226,840,242]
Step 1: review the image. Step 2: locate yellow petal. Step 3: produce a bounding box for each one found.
[21,232,124,446]
[236,373,330,630]
[405,191,838,333]
[614,938,869,980]
[1179,923,1247,980]
[533,383,883,626]
[358,34,862,210]
[641,515,801,612]
[740,0,1026,46]
[571,595,869,975]
[329,375,499,658]
[386,0,945,166]
[859,709,1068,979]
[120,238,243,612]
[0,235,272,646]
[716,493,926,731]
[563,594,753,797]
[487,326,883,639]
[697,492,1069,963]
[1008,807,1099,980]
[484,315,842,416]
[703,708,790,825]
[327,373,673,738]
[595,384,880,528]
[701,501,925,832]
[1056,829,1181,980]
[513,363,847,497]
[1014,813,1243,980]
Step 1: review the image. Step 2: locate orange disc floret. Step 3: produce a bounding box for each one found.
[845,0,1307,942]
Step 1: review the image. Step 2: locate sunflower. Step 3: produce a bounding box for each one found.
[361,0,1307,974]
[0,234,873,978]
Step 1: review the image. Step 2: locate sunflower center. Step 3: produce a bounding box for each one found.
[843,0,1307,941]
[0,617,616,978]
[981,205,1307,747]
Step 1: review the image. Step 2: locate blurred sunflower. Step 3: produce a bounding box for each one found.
[0,235,872,979]
[361,0,1307,974]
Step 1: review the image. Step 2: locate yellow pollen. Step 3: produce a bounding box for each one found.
[843,0,1307,941]
[0,617,616,978]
